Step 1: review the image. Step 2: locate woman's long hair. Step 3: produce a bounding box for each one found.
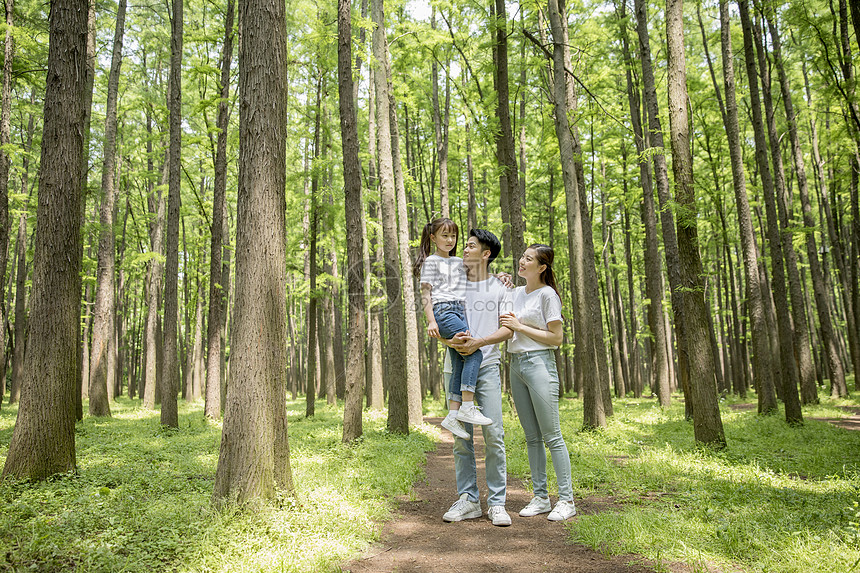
[528,243,559,294]
[413,217,459,277]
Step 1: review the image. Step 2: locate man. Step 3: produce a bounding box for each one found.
[439,229,513,527]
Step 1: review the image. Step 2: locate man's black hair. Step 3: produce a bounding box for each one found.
[469,228,501,268]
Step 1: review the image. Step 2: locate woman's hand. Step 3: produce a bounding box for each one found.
[427,320,440,338]
[499,312,522,332]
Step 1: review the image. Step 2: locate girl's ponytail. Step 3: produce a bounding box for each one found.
[413,223,434,277]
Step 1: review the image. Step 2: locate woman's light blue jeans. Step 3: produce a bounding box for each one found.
[510,349,573,502]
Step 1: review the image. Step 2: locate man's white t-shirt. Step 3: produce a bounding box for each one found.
[419,254,467,303]
[507,285,563,353]
[442,277,513,373]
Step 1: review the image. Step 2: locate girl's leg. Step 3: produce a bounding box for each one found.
[509,355,549,499]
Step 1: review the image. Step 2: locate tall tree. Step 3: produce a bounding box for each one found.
[737,0,803,425]
[717,0,776,414]
[205,0,235,419]
[338,0,367,443]
[492,0,525,268]
[0,0,12,390]
[634,0,689,415]
[161,0,183,427]
[547,0,605,429]
[212,0,294,504]
[667,0,725,447]
[2,0,87,480]
[372,0,409,434]
[616,0,671,407]
[89,0,128,417]
[764,10,847,398]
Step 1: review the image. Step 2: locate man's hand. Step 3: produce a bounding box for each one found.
[449,331,482,356]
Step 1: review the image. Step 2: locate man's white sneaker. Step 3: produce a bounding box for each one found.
[487,505,512,527]
[456,404,493,425]
[441,412,470,439]
[518,496,551,517]
[547,499,577,521]
[443,493,482,522]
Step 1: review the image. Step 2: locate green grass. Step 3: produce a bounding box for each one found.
[502,387,860,573]
[0,397,437,572]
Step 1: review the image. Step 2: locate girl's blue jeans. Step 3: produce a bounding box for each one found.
[434,301,481,398]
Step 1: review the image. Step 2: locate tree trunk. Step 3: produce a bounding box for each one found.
[667,0,725,448]
[634,0,689,415]
[89,0,127,418]
[338,0,367,442]
[431,8,449,218]
[212,0,294,503]
[388,77,423,426]
[717,0,776,414]
[372,0,409,434]
[617,0,670,405]
[160,0,183,427]
[305,75,322,418]
[205,0,234,419]
[492,0,525,270]
[765,9,847,397]
[2,0,86,479]
[738,0,802,424]
[547,0,605,429]
[748,14,817,405]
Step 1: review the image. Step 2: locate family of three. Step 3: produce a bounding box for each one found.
[415,218,576,527]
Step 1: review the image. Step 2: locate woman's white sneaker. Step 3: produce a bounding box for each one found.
[547,499,576,521]
[518,496,551,517]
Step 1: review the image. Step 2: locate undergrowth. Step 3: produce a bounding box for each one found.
[0,397,436,573]
[503,386,860,573]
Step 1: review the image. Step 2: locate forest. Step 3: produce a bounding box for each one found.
[0,0,859,570]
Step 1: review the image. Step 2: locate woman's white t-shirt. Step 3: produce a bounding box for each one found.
[419,254,467,303]
[507,285,563,353]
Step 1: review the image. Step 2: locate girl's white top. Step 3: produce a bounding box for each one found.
[419,254,467,304]
[507,285,563,353]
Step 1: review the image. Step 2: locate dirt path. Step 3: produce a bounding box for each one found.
[342,417,676,573]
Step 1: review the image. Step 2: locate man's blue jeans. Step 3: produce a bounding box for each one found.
[509,349,573,502]
[435,301,482,396]
[444,363,507,507]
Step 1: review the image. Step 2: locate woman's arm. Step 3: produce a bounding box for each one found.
[499,313,564,347]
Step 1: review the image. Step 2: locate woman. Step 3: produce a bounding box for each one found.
[499,244,575,521]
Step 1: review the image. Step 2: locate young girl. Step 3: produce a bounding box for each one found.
[500,244,576,522]
[414,218,492,439]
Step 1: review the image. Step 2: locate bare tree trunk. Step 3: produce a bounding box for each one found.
[765,9,847,397]
[431,7,449,218]
[159,0,183,427]
[616,0,670,405]
[634,0,689,415]
[372,0,409,434]
[305,75,322,418]
[212,0,294,503]
[205,0,234,419]
[738,0,802,424]
[717,0,776,414]
[388,81,423,426]
[2,0,86,479]
[492,0,525,269]
[667,0,725,448]
[89,0,127,417]
[338,0,367,441]
[548,0,605,429]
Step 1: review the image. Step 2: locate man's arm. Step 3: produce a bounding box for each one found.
[448,326,513,356]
